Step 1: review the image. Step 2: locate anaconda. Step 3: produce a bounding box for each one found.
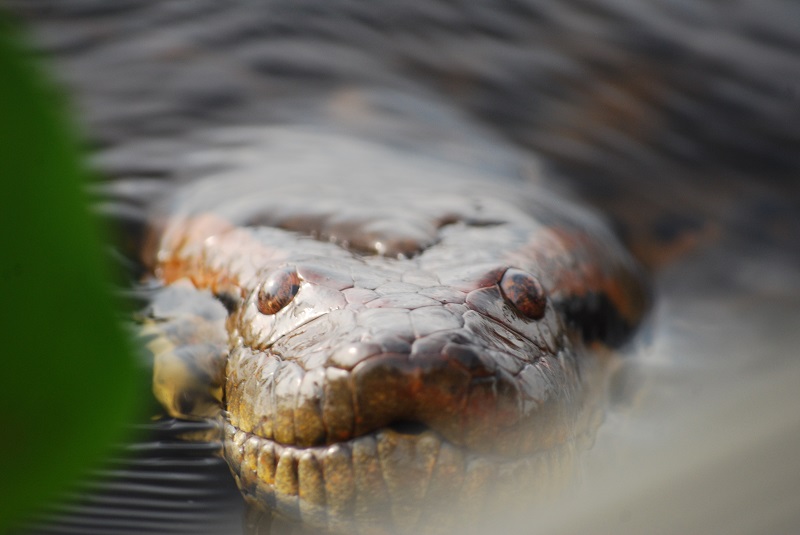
[140,126,649,532]
[12,0,800,534]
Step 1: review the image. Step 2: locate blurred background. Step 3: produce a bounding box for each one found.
[3,1,799,533]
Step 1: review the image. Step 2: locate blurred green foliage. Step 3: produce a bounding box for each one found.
[0,18,141,532]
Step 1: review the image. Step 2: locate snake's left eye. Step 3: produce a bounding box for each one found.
[499,268,547,320]
[256,267,301,315]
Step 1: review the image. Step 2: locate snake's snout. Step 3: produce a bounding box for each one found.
[227,313,579,457]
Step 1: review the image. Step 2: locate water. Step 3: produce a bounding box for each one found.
[527,238,800,534]
[11,0,800,533]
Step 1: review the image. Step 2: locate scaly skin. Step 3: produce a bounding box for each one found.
[144,128,649,533]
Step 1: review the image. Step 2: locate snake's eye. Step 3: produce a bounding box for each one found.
[499,268,547,320]
[257,267,301,315]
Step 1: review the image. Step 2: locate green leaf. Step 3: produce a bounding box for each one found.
[0,19,142,531]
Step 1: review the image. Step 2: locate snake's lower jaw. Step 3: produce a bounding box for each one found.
[224,419,581,534]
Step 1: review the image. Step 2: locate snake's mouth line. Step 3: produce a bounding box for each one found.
[223,416,579,532]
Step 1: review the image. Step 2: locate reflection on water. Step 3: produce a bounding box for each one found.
[10,0,800,533]
[520,238,800,534]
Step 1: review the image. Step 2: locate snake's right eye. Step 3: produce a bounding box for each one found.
[256,267,301,315]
